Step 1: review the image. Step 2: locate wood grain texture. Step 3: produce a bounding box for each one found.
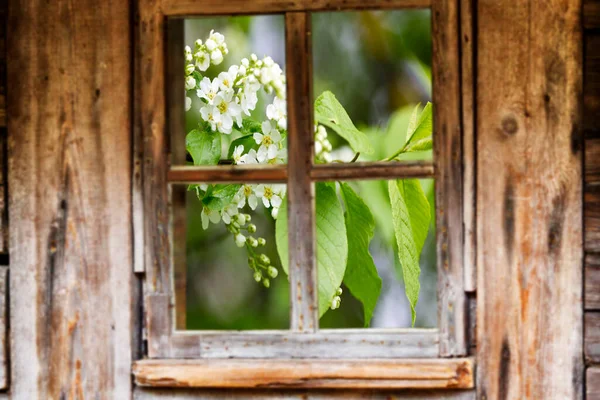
[162,0,431,16]
[0,267,7,389]
[461,0,476,293]
[476,0,583,398]
[586,139,600,185]
[0,1,5,129]
[588,367,600,400]
[285,12,318,333]
[135,387,476,399]
[584,33,600,137]
[168,165,287,183]
[432,0,467,356]
[310,161,434,181]
[133,358,474,389]
[162,329,440,359]
[133,0,145,274]
[587,254,600,310]
[584,0,600,29]
[586,185,600,252]
[586,312,600,364]
[7,0,134,397]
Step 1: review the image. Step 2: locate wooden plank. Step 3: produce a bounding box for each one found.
[476,0,583,398]
[461,0,476,293]
[432,0,466,356]
[168,165,287,183]
[586,139,600,185]
[285,12,318,333]
[588,367,600,400]
[584,0,600,29]
[0,267,7,389]
[586,253,600,310]
[586,184,600,252]
[7,0,134,397]
[162,0,432,16]
[135,387,476,399]
[584,33,600,137]
[0,0,5,129]
[310,161,434,181]
[133,358,474,389]
[164,329,440,359]
[586,312,600,364]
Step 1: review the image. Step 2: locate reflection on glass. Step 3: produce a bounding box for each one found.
[314,179,437,329]
[177,182,289,330]
[182,16,287,168]
[312,10,433,163]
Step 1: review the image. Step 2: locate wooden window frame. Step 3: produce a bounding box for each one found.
[135,0,473,390]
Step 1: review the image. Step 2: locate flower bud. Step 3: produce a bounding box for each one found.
[257,238,266,246]
[330,296,341,310]
[267,266,278,278]
[247,223,257,233]
[211,49,223,65]
[262,278,270,288]
[195,39,203,47]
[185,76,196,90]
[259,254,270,265]
[336,287,343,296]
[253,271,262,282]
[271,207,279,219]
[244,214,251,222]
[185,64,195,76]
[235,233,246,248]
[248,237,258,247]
[236,214,247,225]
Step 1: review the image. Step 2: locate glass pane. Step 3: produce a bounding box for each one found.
[176,16,287,167]
[172,183,289,330]
[309,179,437,329]
[312,10,432,164]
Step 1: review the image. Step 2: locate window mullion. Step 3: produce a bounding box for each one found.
[285,11,318,333]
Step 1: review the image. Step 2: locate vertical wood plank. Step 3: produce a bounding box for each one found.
[461,0,476,293]
[476,0,583,398]
[432,0,467,356]
[7,0,134,397]
[285,12,318,333]
[586,254,600,310]
[167,19,187,331]
[0,267,7,389]
[585,312,600,364]
[0,1,7,255]
[588,367,600,400]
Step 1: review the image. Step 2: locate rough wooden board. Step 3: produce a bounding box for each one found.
[133,358,474,389]
[476,0,583,398]
[586,254,600,310]
[586,139,600,185]
[588,367,600,400]
[7,1,134,397]
[0,1,5,129]
[162,0,431,16]
[432,0,467,356]
[0,267,7,389]
[163,329,440,359]
[285,12,318,333]
[584,33,600,137]
[586,312,600,364]
[586,185,600,252]
[135,387,476,399]
[584,0,600,29]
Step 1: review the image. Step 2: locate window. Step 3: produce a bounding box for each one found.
[135,0,472,390]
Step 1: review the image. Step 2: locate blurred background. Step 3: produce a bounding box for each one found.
[181,9,434,330]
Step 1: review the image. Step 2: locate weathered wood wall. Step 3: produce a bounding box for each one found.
[6,0,135,398]
[585,1,600,398]
[476,0,584,399]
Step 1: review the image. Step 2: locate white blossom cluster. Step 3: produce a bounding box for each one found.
[315,125,333,163]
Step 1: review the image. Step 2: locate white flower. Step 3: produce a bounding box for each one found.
[235,233,246,248]
[205,38,217,51]
[255,184,284,209]
[213,90,242,134]
[185,96,192,111]
[209,30,225,46]
[267,97,287,130]
[197,77,221,104]
[221,203,239,224]
[238,184,258,210]
[218,66,238,91]
[194,50,210,71]
[254,121,282,158]
[200,105,220,131]
[211,48,223,65]
[184,45,193,61]
[232,145,245,164]
[239,148,258,165]
[185,76,196,90]
[201,206,220,230]
[241,91,258,115]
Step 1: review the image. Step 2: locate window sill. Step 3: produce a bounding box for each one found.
[132,358,474,389]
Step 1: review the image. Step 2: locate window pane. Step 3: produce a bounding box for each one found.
[172,183,289,330]
[174,16,287,167]
[312,10,432,164]
[309,179,437,329]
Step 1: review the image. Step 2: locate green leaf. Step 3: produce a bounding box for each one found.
[340,183,382,327]
[227,134,259,159]
[276,183,348,316]
[405,102,433,146]
[201,184,241,211]
[404,137,433,153]
[186,128,221,165]
[314,91,373,155]
[239,118,263,135]
[388,179,431,326]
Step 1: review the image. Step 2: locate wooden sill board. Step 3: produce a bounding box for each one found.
[133,358,474,389]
